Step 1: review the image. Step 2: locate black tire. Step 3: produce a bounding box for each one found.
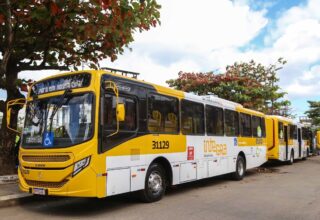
[139,163,166,203]
[232,155,246,181]
[287,151,294,165]
[307,148,310,157]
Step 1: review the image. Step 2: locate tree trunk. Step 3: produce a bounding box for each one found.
[0,66,24,175]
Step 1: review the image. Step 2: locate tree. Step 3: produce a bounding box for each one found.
[305,101,320,128]
[166,71,263,109]
[167,58,291,115]
[0,0,160,174]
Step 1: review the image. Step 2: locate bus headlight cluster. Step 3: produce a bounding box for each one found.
[73,156,91,176]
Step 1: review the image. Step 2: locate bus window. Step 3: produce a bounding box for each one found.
[224,110,239,136]
[278,122,284,139]
[148,93,179,133]
[205,105,224,136]
[261,118,266,137]
[104,94,137,131]
[102,94,137,150]
[240,113,252,137]
[252,116,263,138]
[181,100,204,135]
[289,125,297,140]
[302,127,310,140]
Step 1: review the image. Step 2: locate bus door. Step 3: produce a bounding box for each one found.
[298,128,302,157]
[284,126,289,160]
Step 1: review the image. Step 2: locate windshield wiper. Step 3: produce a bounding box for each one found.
[48,89,72,132]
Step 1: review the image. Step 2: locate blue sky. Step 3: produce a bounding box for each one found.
[1,0,320,119]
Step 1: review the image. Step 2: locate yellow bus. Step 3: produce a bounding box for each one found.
[316,131,320,153]
[8,69,268,202]
[266,115,308,164]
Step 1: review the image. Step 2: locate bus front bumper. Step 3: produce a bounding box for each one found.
[18,166,98,197]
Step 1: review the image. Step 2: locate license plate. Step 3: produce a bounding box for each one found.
[33,188,46,195]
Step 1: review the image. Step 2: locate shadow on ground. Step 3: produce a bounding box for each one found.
[17,158,311,217]
[18,174,242,217]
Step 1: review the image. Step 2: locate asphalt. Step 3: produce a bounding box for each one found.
[0,156,319,220]
[0,182,31,208]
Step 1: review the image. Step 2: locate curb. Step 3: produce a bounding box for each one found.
[0,193,33,208]
[0,175,18,185]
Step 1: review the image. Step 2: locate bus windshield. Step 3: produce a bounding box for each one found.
[22,93,94,148]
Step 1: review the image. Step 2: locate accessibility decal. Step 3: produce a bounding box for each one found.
[43,132,54,147]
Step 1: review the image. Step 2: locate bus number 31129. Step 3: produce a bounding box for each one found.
[152,141,170,149]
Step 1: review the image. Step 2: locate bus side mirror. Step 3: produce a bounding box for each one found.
[6,108,12,128]
[116,104,125,122]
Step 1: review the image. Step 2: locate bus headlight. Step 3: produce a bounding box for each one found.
[73,156,91,176]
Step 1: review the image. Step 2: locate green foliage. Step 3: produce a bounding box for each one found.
[0,0,161,72]
[0,0,161,157]
[305,101,320,127]
[167,58,292,116]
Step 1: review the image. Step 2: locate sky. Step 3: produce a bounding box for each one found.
[1,0,320,118]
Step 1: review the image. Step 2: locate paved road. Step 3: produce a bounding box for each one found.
[1,156,320,220]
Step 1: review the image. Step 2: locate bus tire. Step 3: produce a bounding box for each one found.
[232,155,246,181]
[140,163,166,203]
[307,148,310,157]
[287,151,294,165]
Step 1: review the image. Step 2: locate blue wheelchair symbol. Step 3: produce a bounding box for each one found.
[43,132,54,147]
[234,138,238,146]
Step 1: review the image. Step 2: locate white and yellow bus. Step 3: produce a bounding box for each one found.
[8,69,268,202]
[316,131,320,154]
[266,115,308,163]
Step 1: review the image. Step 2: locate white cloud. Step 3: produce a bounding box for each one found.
[101,0,320,117]
[1,0,318,117]
[18,70,64,81]
[103,0,268,85]
[285,65,320,98]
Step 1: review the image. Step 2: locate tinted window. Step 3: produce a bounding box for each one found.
[181,100,204,135]
[225,110,239,136]
[104,94,137,131]
[252,116,264,138]
[206,105,224,136]
[261,118,266,137]
[278,122,284,139]
[102,94,137,151]
[289,125,297,139]
[240,113,252,137]
[148,93,179,133]
[302,127,310,140]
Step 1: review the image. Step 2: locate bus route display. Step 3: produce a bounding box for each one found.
[31,73,91,96]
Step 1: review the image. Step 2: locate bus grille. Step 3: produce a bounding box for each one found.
[25,179,68,188]
[22,155,71,163]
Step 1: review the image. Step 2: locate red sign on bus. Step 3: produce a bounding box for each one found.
[187,146,194,160]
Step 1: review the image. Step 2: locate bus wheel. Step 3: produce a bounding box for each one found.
[140,163,166,203]
[287,151,294,165]
[232,155,246,181]
[307,149,310,157]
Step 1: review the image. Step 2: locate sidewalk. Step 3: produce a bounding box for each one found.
[0,176,32,208]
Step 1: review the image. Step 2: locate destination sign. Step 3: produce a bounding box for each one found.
[31,73,91,96]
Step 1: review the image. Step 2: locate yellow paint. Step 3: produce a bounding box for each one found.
[265,115,297,161]
[317,131,320,150]
[106,134,186,156]
[19,69,283,198]
[19,70,187,198]
[236,106,265,117]
[237,137,266,146]
[203,139,227,156]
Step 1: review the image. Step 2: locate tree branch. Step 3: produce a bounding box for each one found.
[0,0,14,77]
[17,64,69,71]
